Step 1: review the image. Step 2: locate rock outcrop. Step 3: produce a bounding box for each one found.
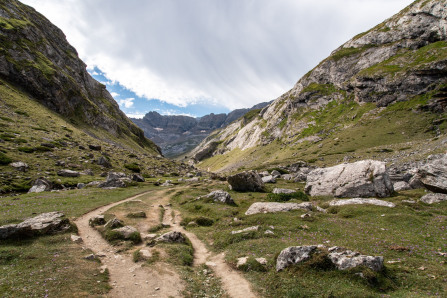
[132,102,271,158]
[228,171,264,192]
[0,212,69,239]
[188,0,447,172]
[28,178,52,193]
[305,160,394,198]
[245,202,314,215]
[276,245,384,272]
[200,190,234,204]
[420,193,447,204]
[156,231,186,243]
[417,154,447,194]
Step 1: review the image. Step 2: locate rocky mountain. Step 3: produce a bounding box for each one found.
[191,0,447,173]
[0,0,188,194]
[131,101,270,158]
[0,0,159,154]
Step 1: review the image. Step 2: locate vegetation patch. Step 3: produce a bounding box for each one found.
[266,191,309,202]
[124,162,141,173]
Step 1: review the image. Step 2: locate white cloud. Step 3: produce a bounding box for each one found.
[110,92,120,98]
[118,98,134,108]
[125,112,146,119]
[22,0,414,110]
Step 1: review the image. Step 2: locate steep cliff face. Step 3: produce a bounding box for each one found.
[132,102,271,157]
[0,0,159,153]
[192,0,447,172]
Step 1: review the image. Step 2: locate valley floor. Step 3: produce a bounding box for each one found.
[1,177,446,297]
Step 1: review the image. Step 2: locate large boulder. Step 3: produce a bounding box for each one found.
[420,193,447,204]
[276,245,318,271]
[104,218,124,229]
[417,154,447,194]
[305,160,393,198]
[276,245,384,272]
[89,215,106,226]
[227,171,264,192]
[393,181,411,191]
[28,178,52,193]
[245,202,314,215]
[328,247,383,271]
[202,190,234,204]
[0,212,69,239]
[57,169,80,177]
[329,198,396,208]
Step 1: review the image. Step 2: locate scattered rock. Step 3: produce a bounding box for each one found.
[273,188,296,194]
[0,212,69,239]
[141,233,158,241]
[329,198,396,208]
[301,213,311,219]
[57,169,80,177]
[237,256,267,268]
[420,193,447,204]
[77,183,85,189]
[276,245,318,271]
[84,254,97,260]
[81,169,94,176]
[264,230,274,235]
[328,247,384,271]
[393,181,411,191]
[98,172,129,188]
[139,249,152,259]
[256,257,268,265]
[114,226,139,239]
[89,145,102,151]
[104,218,124,229]
[185,177,200,183]
[305,160,393,198]
[156,231,186,243]
[97,156,112,168]
[71,234,83,243]
[10,162,28,172]
[28,178,52,193]
[201,190,234,204]
[231,226,259,234]
[131,174,145,182]
[227,171,264,192]
[245,202,314,215]
[127,211,146,218]
[282,174,294,181]
[417,154,447,193]
[271,170,281,178]
[262,175,276,183]
[259,171,269,177]
[89,215,106,226]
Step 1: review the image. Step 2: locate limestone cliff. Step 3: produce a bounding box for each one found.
[191,0,447,171]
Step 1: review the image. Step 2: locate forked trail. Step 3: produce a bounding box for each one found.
[75,188,257,298]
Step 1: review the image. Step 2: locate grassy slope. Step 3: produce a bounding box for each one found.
[0,79,182,193]
[197,33,447,174]
[170,180,447,297]
[198,93,447,173]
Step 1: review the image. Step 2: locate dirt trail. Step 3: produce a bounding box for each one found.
[75,190,183,298]
[163,204,257,298]
[76,188,257,298]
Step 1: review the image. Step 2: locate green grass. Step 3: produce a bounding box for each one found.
[266,191,309,202]
[0,186,155,297]
[168,183,447,297]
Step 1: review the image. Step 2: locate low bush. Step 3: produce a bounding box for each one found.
[267,191,309,202]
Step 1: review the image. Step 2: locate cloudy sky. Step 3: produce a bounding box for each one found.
[22,0,413,118]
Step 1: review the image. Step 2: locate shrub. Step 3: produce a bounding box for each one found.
[237,257,268,272]
[18,146,34,153]
[124,163,141,173]
[0,152,12,165]
[181,216,214,227]
[267,191,309,202]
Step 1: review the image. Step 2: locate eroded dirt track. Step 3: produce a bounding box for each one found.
[75,188,257,298]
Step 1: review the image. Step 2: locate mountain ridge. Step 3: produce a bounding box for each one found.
[131,101,271,157]
[191,0,447,172]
